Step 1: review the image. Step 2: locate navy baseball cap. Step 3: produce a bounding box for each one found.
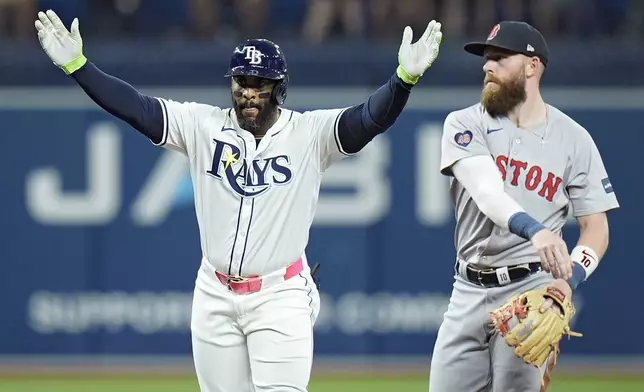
[464,21,549,66]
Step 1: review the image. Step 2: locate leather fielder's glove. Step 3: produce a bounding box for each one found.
[489,286,582,391]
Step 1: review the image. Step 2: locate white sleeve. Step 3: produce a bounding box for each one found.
[153,98,211,156]
[452,155,525,229]
[304,107,352,171]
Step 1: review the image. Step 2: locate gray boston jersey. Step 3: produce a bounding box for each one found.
[440,103,619,267]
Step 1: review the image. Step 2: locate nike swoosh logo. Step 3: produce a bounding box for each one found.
[487,128,503,134]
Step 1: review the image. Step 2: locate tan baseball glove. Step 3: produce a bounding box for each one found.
[489,286,582,391]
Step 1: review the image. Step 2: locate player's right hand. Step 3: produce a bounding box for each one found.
[35,10,86,75]
[530,229,573,280]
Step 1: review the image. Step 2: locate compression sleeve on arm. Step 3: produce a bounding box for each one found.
[452,155,544,238]
[336,73,413,154]
[71,61,164,143]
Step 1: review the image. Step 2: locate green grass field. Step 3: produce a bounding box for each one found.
[1,374,643,392]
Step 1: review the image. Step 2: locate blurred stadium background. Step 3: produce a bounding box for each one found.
[1,0,642,391]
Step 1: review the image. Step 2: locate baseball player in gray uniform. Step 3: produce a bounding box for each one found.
[430,21,619,391]
[35,9,443,392]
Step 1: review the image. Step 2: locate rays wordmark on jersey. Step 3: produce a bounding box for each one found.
[206,139,293,197]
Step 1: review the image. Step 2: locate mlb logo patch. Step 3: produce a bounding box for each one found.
[601,177,613,194]
[455,131,473,147]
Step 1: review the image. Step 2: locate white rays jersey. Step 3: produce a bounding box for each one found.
[153,98,350,276]
[440,103,620,268]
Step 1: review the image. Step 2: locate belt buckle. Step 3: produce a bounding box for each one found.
[476,270,485,286]
[226,275,248,290]
[475,267,496,287]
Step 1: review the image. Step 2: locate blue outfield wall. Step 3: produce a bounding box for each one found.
[0,86,640,359]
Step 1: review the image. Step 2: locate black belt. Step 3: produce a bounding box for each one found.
[456,261,542,287]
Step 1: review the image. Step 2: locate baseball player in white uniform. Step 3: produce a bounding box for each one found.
[34,9,443,392]
[429,21,619,391]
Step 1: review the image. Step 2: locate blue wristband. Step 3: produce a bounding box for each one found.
[567,262,587,290]
[508,212,546,240]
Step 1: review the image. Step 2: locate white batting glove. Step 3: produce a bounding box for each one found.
[397,20,443,85]
[35,10,86,75]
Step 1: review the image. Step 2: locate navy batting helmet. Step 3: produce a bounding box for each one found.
[225,38,289,105]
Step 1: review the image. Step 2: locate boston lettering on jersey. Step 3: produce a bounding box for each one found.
[495,155,562,202]
[207,139,293,197]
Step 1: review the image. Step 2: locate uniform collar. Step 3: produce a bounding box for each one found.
[482,104,549,138]
[230,107,291,140]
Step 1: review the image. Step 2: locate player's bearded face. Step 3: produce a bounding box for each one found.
[232,76,279,135]
[481,67,527,118]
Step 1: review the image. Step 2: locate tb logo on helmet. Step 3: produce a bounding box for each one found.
[234,46,264,65]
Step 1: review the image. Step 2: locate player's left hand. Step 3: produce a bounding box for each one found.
[539,279,572,313]
[489,283,582,391]
[397,20,443,85]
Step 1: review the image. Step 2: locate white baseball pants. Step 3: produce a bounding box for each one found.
[190,262,320,392]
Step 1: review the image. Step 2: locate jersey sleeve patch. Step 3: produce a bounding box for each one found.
[601,177,613,193]
[454,130,473,147]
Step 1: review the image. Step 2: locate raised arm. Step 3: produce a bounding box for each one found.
[338,21,442,154]
[71,63,164,143]
[35,10,212,155]
[336,72,414,154]
[35,10,164,143]
[312,20,443,166]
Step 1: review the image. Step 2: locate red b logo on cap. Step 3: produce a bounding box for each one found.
[487,24,500,41]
